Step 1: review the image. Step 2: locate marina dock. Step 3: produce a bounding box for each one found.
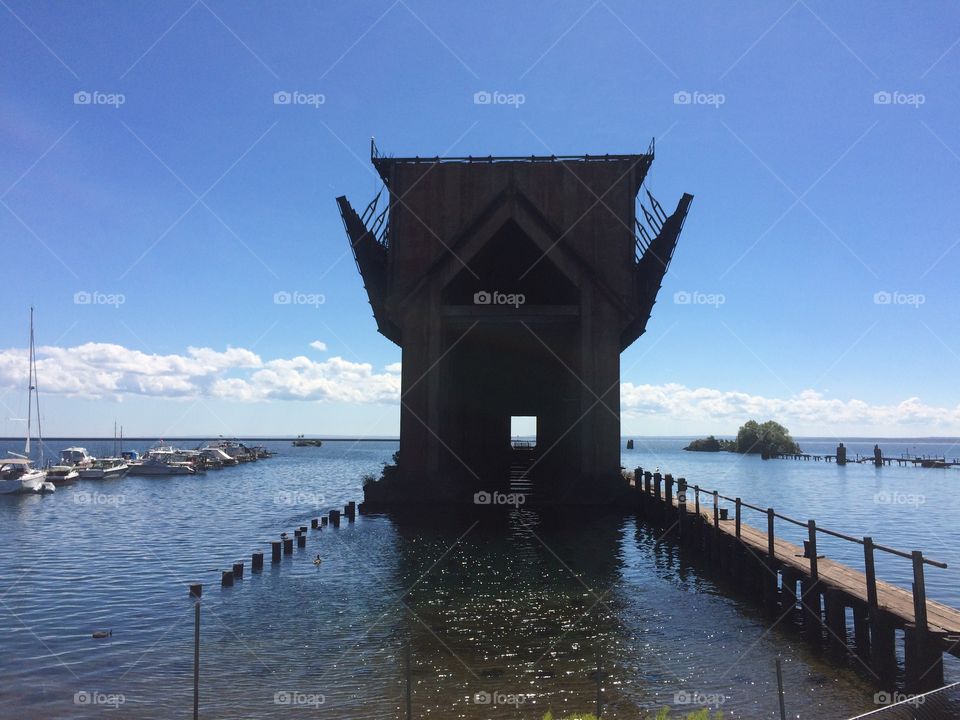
[632,467,959,693]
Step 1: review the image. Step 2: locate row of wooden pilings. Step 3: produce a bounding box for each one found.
[187,501,358,598]
[631,467,948,694]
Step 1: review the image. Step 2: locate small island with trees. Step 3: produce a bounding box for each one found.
[685,420,801,456]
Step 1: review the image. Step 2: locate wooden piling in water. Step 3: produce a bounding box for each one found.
[823,589,848,653]
[252,551,264,572]
[297,533,306,548]
[283,537,293,554]
[271,540,282,563]
[232,562,244,579]
[221,570,233,587]
[311,518,319,529]
[330,509,341,528]
[189,583,202,599]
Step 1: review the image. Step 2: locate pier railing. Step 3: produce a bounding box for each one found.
[690,483,947,638]
[633,467,954,692]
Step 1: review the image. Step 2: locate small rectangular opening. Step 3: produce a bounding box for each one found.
[510,416,537,448]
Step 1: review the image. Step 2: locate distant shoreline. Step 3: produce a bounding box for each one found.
[3,435,957,443]
[0,437,401,443]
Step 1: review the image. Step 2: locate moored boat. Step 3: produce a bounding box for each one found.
[292,435,322,447]
[45,465,80,485]
[58,447,95,468]
[78,458,129,480]
[199,446,239,467]
[1,309,52,495]
[0,457,47,495]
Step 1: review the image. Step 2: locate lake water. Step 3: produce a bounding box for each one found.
[0,436,958,719]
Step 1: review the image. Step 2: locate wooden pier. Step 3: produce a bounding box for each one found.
[773,450,959,468]
[632,467,959,692]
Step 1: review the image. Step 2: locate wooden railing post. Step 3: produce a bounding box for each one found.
[807,520,818,581]
[863,536,877,614]
[912,551,928,634]
[694,486,700,516]
[712,491,719,529]
[665,474,673,509]
[735,498,742,538]
[677,478,687,537]
[767,508,775,558]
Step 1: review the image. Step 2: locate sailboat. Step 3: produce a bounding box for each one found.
[0,308,52,495]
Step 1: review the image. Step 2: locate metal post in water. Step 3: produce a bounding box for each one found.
[405,643,412,720]
[775,657,786,720]
[595,651,603,718]
[193,602,200,720]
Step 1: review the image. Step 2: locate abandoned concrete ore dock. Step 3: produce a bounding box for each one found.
[339,139,692,506]
[629,467,958,694]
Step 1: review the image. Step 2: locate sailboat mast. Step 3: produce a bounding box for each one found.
[31,309,43,466]
[25,307,33,457]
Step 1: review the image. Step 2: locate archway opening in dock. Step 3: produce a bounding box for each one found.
[509,415,537,498]
[510,415,537,448]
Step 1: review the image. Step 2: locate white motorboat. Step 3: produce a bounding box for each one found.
[45,465,80,485]
[127,447,196,476]
[211,440,258,462]
[58,447,95,468]
[199,446,239,466]
[78,458,129,480]
[0,458,47,495]
[128,457,196,476]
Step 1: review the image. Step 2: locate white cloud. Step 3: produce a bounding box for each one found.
[309,340,327,352]
[1,340,957,433]
[620,382,960,434]
[0,342,398,405]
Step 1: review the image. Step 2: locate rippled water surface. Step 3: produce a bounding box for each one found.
[1,437,958,719]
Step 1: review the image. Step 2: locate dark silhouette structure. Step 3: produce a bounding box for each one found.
[338,140,691,505]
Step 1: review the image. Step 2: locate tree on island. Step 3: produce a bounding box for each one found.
[735,420,801,455]
[685,420,800,455]
[684,435,735,452]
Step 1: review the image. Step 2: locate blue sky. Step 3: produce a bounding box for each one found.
[2,1,959,438]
